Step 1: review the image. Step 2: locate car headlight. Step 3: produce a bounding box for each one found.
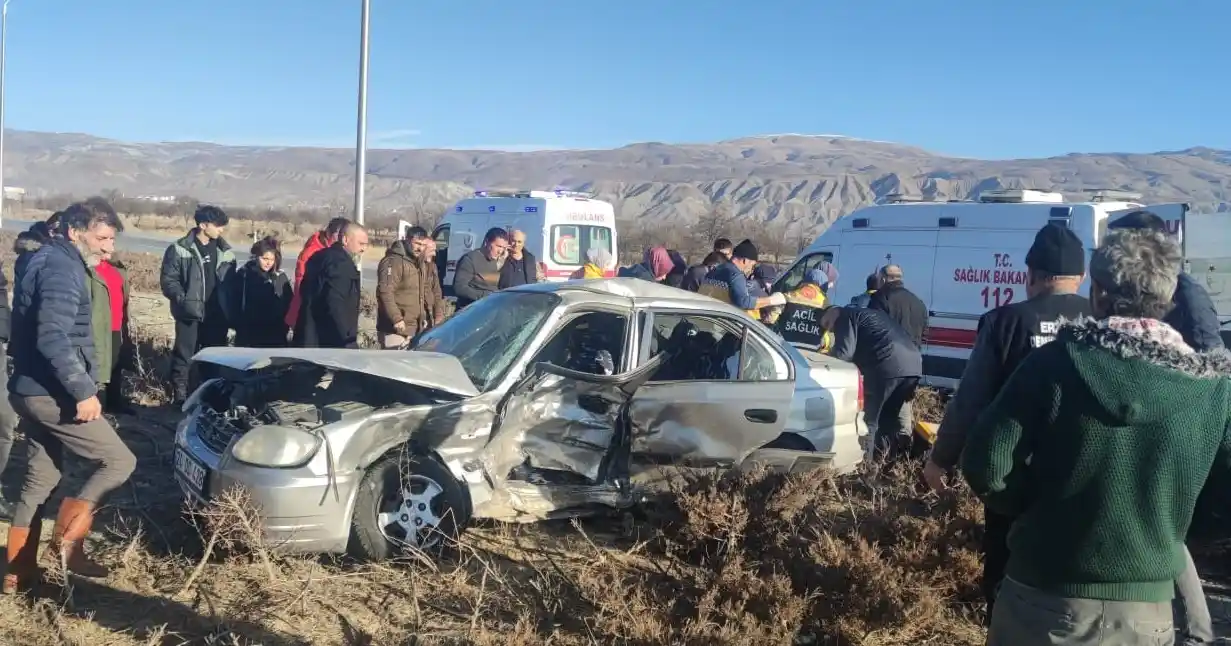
[230,426,322,468]
[175,414,192,446]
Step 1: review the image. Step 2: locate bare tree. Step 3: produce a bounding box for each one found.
[692,202,739,254]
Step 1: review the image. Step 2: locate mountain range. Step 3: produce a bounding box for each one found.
[4,130,1229,229]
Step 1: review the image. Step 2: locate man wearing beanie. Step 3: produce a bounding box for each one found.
[698,239,785,319]
[924,222,1091,618]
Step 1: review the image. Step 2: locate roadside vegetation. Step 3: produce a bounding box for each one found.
[1,227,1222,644]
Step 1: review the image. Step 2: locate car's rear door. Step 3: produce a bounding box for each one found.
[626,309,795,470]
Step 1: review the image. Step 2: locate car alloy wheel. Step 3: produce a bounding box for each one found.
[377,473,447,549]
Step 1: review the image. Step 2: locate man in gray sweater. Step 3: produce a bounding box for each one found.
[452,227,509,309]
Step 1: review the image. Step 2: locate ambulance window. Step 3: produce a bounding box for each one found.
[776,252,834,293]
[551,225,612,266]
[433,226,450,251]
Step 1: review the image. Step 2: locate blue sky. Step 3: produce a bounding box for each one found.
[5,0,1227,158]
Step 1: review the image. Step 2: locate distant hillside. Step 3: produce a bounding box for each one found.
[5,130,1229,229]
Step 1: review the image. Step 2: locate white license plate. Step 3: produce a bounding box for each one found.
[174,447,209,497]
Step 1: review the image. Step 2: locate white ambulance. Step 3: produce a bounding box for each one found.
[431,190,619,298]
[774,189,1202,389]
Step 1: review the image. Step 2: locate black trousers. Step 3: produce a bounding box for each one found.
[982,506,1014,622]
[864,375,919,461]
[170,318,229,399]
[104,330,124,408]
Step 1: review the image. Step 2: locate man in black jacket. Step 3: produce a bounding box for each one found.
[849,273,879,309]
[4,200,137,594]
[497,229,540,289]
[819,305,922,462]
[868,265,928,348]
[453,228,508,308]
[1108,210,1224,352]
[294,222,369,348]
[160,205,237,402]
[923,223,1095,620]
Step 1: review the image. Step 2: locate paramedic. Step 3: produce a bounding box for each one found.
[1107,210,1224,352]
[765,264,836,327]
[818,305,921,461]
[923,222,1092,619]
[962,226,1222,646]
[698,240,786,318]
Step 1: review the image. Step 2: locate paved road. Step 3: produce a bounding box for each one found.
[0,218,380,287]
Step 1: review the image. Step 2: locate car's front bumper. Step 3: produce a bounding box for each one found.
[174,413,361,554]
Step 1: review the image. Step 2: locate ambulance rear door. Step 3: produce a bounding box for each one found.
[1180,209,1231,345]
[926,203,1082,388]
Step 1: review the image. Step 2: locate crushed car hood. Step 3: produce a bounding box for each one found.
[191,347,480,398]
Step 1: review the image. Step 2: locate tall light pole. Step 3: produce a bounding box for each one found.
[352,0,370,225]
[0,0,11,227]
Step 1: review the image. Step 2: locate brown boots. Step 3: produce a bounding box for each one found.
[2,498,109,594]
[43,498,109,578]
[2,519,43,594]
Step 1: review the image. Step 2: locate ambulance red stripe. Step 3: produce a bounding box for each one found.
[924,327,977,349]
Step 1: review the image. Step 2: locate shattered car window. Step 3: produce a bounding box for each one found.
[534,312,627,376]
[413,292,559,391]
[645,314,742,381]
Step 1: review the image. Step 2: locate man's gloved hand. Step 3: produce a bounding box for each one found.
[766,292,787,307]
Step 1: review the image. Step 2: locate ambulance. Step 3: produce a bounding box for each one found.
[431,190,619,298]
[774,189,1212,390]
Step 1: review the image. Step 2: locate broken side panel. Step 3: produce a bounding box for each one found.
[481,356,666,490]
[627,380,794,466]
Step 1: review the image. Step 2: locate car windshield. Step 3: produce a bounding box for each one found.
[411,291,559,391]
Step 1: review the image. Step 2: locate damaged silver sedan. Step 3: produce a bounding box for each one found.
[172,279,865,561]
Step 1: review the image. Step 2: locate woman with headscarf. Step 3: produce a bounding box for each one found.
[571,247,614,279]
[664,250,688,289]
[619,246,675,284]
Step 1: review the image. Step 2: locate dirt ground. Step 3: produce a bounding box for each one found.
[0,238,1225,645]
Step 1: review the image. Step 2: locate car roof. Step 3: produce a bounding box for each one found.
[510,278,757,319]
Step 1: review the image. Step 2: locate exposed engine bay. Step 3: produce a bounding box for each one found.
[194,363,441,454]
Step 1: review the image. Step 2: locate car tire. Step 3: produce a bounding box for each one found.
[347,452,471,562]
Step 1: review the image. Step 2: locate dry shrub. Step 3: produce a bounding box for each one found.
[113,250,164,293]
[0,459,989,645]
[913,387,947,424]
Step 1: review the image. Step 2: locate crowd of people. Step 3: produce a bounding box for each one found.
[0,199,1227,645]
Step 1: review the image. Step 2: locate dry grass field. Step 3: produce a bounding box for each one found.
[0,231,1224,645]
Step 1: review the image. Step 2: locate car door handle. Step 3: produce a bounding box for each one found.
[745,409,777,424]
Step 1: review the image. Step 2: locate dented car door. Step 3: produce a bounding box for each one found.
[627,310,795,467]
[480,356,664,488]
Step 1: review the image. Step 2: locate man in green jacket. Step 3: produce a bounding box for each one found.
[962,226,1231,645]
